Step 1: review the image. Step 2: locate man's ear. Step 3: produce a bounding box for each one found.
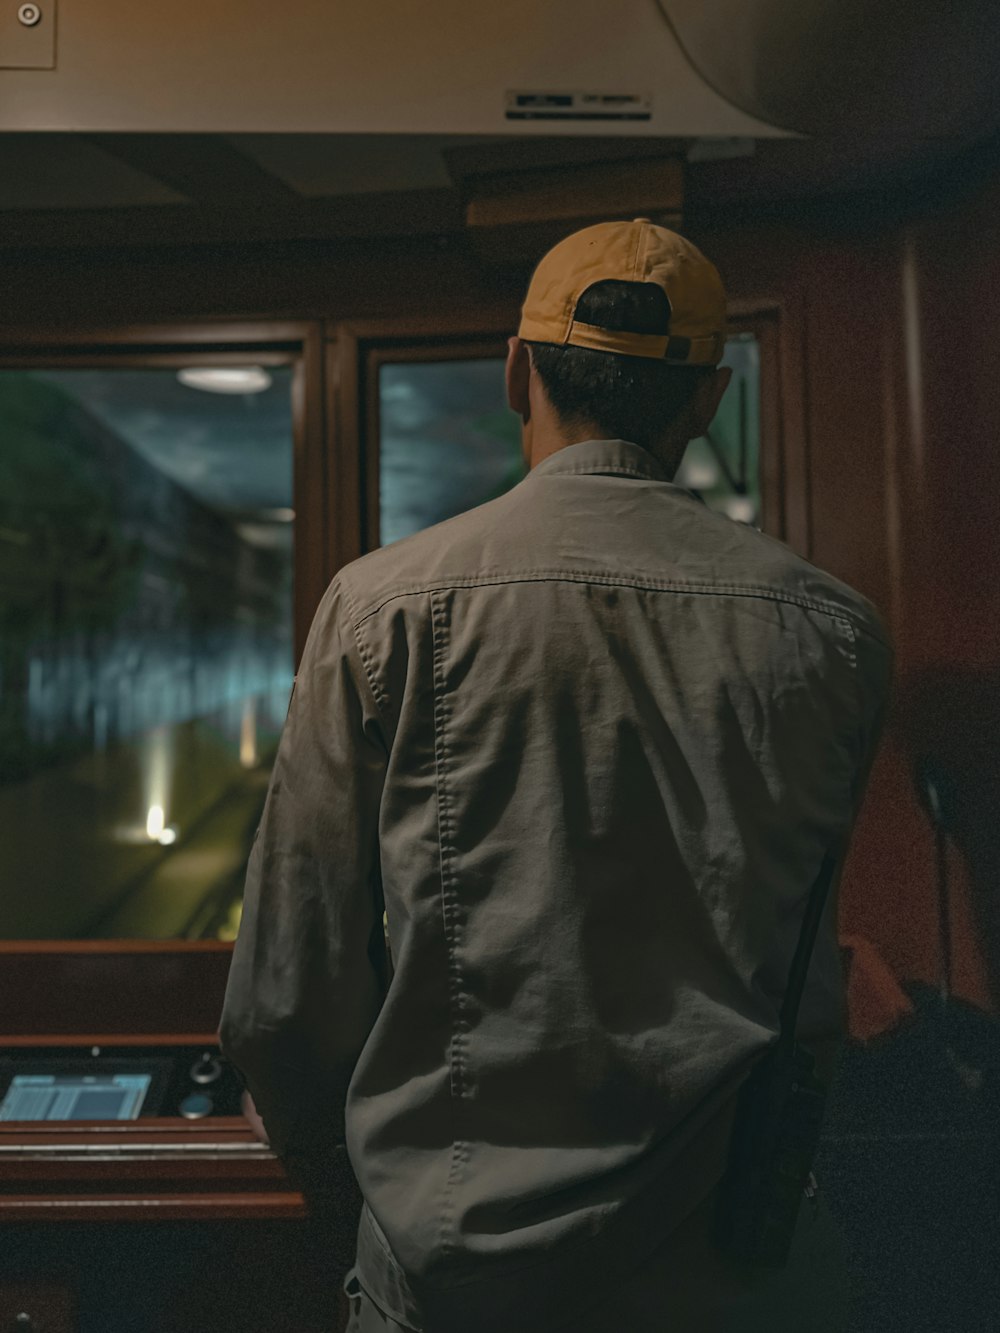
[505,336,532,422]
[690,365,732,438]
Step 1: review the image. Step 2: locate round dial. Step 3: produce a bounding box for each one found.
[179,1091,214,1120]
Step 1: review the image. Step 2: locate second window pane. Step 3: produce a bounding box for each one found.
[379,358,526,547]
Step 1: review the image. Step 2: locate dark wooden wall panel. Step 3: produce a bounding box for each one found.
[698,205,996,1016]
[798,238,896,613]
[0,942,232,1039]
[889,179,1000,1011]
[0,238,523,333]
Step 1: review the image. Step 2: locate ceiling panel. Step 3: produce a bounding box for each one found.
[0,133,189,210]
[229,134,505,198]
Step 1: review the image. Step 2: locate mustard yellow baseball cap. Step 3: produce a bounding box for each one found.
[518,218,727,366]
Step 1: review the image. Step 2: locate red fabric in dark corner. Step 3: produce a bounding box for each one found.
[840,933,915,1042]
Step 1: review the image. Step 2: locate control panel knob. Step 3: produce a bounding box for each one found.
[189,1053,222,1085]
[179,1091,214,1120]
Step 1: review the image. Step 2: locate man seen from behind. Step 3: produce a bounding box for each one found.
[220,219,891,1333]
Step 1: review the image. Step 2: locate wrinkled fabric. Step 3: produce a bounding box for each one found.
[343,1180,850,1333]
[221,439,890,1333]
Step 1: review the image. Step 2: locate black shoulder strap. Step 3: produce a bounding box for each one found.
[775,850,840,1057]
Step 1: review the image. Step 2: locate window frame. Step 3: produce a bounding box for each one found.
[0,321,328,662]
[726,300,807,552]
[365,336,511,553]
[336,304,799,556]
[0,321,327,1027]
[0,303,801,1033]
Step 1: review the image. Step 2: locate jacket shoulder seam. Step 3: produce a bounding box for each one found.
[351,572,881,638]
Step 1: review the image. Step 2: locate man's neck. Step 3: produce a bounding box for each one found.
[527,425,682,479]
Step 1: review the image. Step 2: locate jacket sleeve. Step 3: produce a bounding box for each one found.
[219,576,389,1169]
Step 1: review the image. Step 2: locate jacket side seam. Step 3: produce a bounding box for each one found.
[430,588,471,1256]
[354,575,883,641]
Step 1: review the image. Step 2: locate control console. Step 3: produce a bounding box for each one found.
[0,1044,244,1122]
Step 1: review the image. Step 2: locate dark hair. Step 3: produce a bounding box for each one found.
[527,280,715,451]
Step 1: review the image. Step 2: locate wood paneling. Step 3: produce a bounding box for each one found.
[0,236,521,334]
[0,942,232,1039]
[1,1192,306,1222]
[0,187,466,250]
[696,186,1000,1018]
[0,1113,356,1330]
[0,1117,303,1221]
[326,329,365,571]
[464,157,684,262]
[292,323,332,657]
[885,181,1000,1011]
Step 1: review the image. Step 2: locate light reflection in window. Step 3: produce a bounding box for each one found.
[379,358,526,546]
[0,366,294,940]
[675,333,761,525]
[378,336,760,541]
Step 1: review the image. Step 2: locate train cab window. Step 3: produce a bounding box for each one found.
[0,362,295,941]
[375,334,761,545]
[377,355,526,546]
[674,332,761,526]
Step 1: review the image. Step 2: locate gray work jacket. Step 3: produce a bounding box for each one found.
[220,438,891,1332]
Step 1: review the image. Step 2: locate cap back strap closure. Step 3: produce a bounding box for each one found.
[567,321,723,365]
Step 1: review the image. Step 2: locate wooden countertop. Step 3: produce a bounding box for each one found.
[0,1117,309,1222]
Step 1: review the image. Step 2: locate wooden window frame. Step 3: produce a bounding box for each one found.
[332,303,804,558]
[0,320,327,1040]
[727,299,809,555]
[0,302,803,1037]
[363,336,510,553]
[327,311,514,564]
[0,321,329,661]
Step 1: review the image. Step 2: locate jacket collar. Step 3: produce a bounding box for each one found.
[529,438,672,484]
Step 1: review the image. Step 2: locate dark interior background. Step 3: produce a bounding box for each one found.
[2,128,999,1330]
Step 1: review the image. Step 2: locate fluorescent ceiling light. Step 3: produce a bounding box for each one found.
[177,366,272,394]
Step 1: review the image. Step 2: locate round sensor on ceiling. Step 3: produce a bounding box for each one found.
[177,366,272,394]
